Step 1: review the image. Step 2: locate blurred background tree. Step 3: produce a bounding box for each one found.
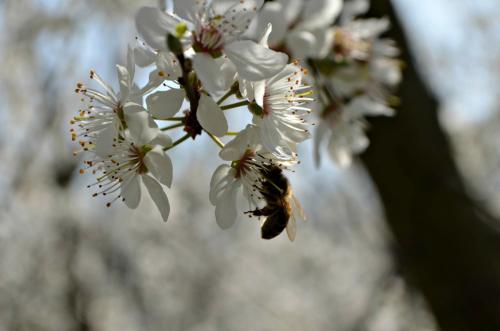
[0,0,499,330]
[363,1,500,330]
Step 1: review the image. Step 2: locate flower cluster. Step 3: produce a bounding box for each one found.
[71,0,401,241]
[250,0,402,166]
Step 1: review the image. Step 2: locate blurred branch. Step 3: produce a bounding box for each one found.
[361,1,500,330]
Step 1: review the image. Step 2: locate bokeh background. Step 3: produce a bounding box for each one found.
[1,0,499,330]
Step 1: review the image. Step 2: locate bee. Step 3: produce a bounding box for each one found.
[245,164,305,241]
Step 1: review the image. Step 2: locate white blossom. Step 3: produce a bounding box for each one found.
[239,25,313,153]
[311,2,401,167]
[132,36,182,85]
[248,0,343,59]
[68,0,404,237]
[72,47,147,157]
[313,95,393,167]
[81,111,173,222]
[248,61,313,154]
[135,0,288,92]
[209,125,296,229]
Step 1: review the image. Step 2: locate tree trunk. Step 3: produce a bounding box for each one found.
[362,1,500,330]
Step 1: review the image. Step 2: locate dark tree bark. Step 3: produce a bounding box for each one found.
[361,1,500,330]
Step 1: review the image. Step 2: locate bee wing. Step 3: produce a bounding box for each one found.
[291,194,307,222]
[286,213,297,242]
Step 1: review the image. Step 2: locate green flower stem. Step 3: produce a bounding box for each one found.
[226,131,239,136]
[216,89,236,105]
[163,117,185,121]
[206,132,225,149]
[163,133,190,151]
[161,123,184,131]
[220,100,250,111]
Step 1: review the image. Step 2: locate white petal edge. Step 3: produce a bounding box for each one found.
[142,174,170,222]
[192,53,236,94]
[209,164,232,205]
[121,174,141,209]
[135,6,178,51]
[94,124,118,158]
[144,147,173,187]
[197,94,228,137]
[215,180,240,229]
[124,106,159,146]
[146,89,185,119]
[299,0,343,30]
[225,40,288,81]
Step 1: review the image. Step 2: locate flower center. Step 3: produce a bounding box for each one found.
[248,92,271,119]
[192,24,224,58]
[129,144,152,174]
[333,29,371,62]
[232,149,256,178]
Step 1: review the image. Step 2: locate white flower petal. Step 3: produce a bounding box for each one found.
[173,0,204,21]
[150,132,173,148]
[287,27,335,59]
[258,23,273,47]
[135,6,178,51]
[258,119,282,152]
[225,41,288,81]
[301,28,336,59]
[95,124,118,158]
[278,0,303,24]
[146,89,185,119]
[121,174,141,209]
[197,94,228,137]
[341,0,370,25]
[346,96,394,117]
[216,0,264,39]
[156,51,183,79]
[348,18,390,39]
[248,5,287,46]
[140,69,167,96]
[116,64,131,101]
[132,40,156,67]
[238,75,254,101]
[209,164,232,205]
[122,102,145,115]
[218,57,238,91]
[219,125,260,161]
[253,80,266,107]
[299,0,343,30]
[215,180,240,229]
[211,0,240,15]
[286,30,316,59]
[144,147,173,187]
[192,53,236,94]
[126,45,136,82]
[142,175,170,222]
[124,107,159,146]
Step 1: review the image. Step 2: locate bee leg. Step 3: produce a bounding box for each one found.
[244,208,265,221]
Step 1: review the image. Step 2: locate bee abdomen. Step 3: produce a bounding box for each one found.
[261,209,289,240]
